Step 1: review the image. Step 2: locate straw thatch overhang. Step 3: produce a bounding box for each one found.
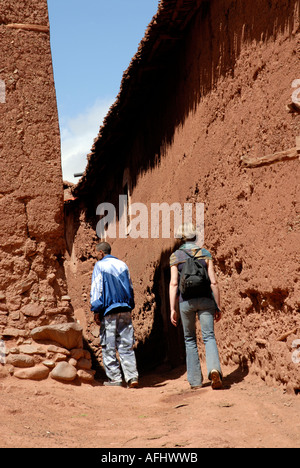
[73,0,206,198]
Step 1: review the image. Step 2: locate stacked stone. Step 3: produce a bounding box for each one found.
[3,322,95,384]
[0,292,75,338]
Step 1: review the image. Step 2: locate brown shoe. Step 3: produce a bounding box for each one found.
[127,379,139,389]
[210,370,222,390]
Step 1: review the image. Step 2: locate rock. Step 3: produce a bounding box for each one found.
[42,360,55,369]
[15,271,38,295]
[47,345,70,356]
[57,305,72,315]
[14,365,50,381]
[61,296,71,302]
[22,303,44,318]
[3,328,27,338]
[0,315,7,325]
[53,353,68,363]
[47,273,56,284]
[31,322,83,350]
[50,362,77,382]
[6,354,35,368]
[68,358,77,367]
[70,348,84,360]
[9,311,20,321]
[90,326,100,338]
[74,308,87,330]
[83,350,91,360]
[6,296,21,311]
[77,369,96,383]
[46,308,65,316]
[77,358,92,370]
[18,344,46,355]
[24,239,37,257]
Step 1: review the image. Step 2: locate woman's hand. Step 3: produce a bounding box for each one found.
[169,265,179,327]
[171,309,179,327]
[214,310,222,322]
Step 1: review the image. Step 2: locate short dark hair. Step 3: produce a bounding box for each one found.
[96,242,111,255]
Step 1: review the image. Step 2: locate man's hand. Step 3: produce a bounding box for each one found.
[94,313,101,326]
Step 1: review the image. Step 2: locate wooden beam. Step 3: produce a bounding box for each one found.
[241,146,299,168]
[5,23,49,33]
[277,328,298,342]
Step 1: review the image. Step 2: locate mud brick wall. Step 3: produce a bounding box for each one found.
[70,0,300,392]
[0,0,70,350]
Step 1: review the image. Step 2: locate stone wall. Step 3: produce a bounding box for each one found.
[0,1,92,382]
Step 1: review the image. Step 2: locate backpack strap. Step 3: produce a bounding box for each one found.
[178,249,204,278]
[183,248,201,260]
[178,249,198,277]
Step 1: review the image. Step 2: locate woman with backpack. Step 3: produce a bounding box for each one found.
[169,223,223,390]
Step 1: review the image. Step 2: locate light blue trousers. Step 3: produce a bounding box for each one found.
[100,312,139,383]
[180,297,222,387]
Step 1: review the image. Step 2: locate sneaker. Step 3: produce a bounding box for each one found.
[103,380,123,387]
[127,379,139,389]
[210,370,222,390]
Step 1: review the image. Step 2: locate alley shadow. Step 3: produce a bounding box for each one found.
[200,362,250,391]
[133,361,250,390]
[138,364,187,389]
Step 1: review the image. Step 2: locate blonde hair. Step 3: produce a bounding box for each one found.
[176,223,197,241]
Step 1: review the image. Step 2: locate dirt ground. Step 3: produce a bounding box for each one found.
[1,363,300,449]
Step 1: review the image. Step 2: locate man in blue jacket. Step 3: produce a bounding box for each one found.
[90,242,139,388]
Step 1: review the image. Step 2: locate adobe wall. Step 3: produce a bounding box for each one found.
[0,1,77,377]
[67,0,300,390]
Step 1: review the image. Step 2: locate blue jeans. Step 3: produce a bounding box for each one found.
[180,297,222,387]
[100,312,139,383]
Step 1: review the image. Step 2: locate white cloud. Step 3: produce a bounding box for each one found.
[60,98,114,184]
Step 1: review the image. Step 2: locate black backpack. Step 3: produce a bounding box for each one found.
[179,251,212,300]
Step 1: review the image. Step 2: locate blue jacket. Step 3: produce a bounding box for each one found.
[90,255,135,317]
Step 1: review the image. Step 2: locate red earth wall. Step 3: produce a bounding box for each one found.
[66,0,300,392]
[0,0,71,371]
